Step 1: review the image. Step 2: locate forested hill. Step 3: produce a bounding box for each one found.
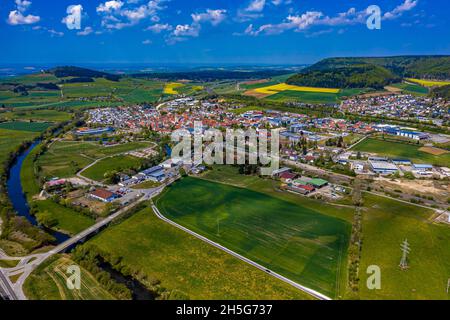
[431,85,450,99]
[287,63,400,90]
[286,55,450,89]
[304,56,450,79]
[47,66,121,82]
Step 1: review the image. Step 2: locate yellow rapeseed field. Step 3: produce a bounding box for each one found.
[254,83,340,95]
[164,82,184,94]
[406,78,450,87]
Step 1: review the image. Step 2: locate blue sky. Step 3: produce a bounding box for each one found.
[0,0,449,65]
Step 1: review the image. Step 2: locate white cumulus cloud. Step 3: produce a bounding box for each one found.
[146,23,173,33]
[246,0,266,12]
[97,0,124,13]
[7,0,40,25]
[191,9,227,26]
[7,10,40,25]
[97,0,168,30]
[384,0,418,20]
[239,0,419,37]
[77,26,93,36]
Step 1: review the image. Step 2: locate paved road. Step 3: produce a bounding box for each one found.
[0,177,173,301]
[0,268,17,300]
[151,204,331,301]
[346,135,369,151]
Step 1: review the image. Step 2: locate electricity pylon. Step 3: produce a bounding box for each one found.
[399,239,411,270]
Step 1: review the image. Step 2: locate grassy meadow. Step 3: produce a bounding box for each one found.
[1,109,72,122]
[33,200,95,235]
[0,121,52,132]
[351,138,450,166]
[391,82,429,95]
[359,194,450,300]
[0,74,167,110]
[24,255,116,300]
[36,140,151,179]
[156,176,352,298]
[89,204,314,300]
[0,128,40,177]
[82,155,144,182]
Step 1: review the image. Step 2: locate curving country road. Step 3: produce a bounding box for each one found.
[151,204,331,301]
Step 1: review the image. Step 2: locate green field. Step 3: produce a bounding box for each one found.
[0,121,52,132]
[82,155,144,182]
[33,200,94,235]
[36,141,151,179]
[0,74,167,110]
[89,204,313,300]
[24,255,116,300]
[155,176,352,298]
[0,128,40,176]
[359,194,450,299]
[264,88,367,104]
[0,259,20,268]
[131,180,161,189]
[3,73,59,84]
[265,90,340,104]
[1,110,72,122]
[351,138,450,166]
[391,82,429,95]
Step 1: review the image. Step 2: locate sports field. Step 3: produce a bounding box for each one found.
[89,205,313,300]
[24,255,116,300]
[406,78,450,87]
[155,177,352,298]
[351,138,450,166]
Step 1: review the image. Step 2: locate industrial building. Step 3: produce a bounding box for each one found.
[369,160,399,175]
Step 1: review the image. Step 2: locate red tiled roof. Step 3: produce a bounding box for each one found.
[91,189,115,200]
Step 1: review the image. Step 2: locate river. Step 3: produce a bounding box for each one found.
[6,141,70,244]
[6,141,158,299]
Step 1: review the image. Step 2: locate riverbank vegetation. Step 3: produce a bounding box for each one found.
[0,120,82,255]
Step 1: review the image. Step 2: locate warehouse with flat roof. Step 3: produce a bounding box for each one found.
[369,160,399,174]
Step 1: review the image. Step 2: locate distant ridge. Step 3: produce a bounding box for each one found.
[47,66,121,82]
[286,55,450,89]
